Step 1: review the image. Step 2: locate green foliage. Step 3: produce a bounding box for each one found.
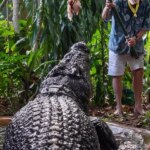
[122,89,134,106]
[0,50,56,115]
[0,52,27,113]
[0,1,107,115]
[144,32,150,92]
[4,1,150,114]
[0,20,14,51]
[89,21,114,106]
[141,111,150,127]
[22,0,104,58]
[0,19,54,114]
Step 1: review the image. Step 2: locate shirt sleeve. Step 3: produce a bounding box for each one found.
[114,0,122,13]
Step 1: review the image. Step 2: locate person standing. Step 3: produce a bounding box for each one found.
[102,0,150,116]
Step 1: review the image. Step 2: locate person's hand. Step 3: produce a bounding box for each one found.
[67,0,81,21]
[126,36,136,47]
[105,0,115,10]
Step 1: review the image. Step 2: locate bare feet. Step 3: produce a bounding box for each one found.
[134,107,145,116]
[114,109,123,116]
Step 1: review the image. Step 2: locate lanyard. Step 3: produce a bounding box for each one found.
[128,0,139,17]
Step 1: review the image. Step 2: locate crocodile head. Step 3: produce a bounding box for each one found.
[40,42,91,112]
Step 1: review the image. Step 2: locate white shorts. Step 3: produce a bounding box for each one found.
[108,50,144,76]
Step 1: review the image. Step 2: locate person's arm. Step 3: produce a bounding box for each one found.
[101,0,115,20]
[126,30,148,47]
[101,6,111,20]
[136,29,147,41]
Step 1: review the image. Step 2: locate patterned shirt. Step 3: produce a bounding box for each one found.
[108,0,150,54]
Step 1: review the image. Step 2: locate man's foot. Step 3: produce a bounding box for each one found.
[134,108,145,116]
[114,109,123,116]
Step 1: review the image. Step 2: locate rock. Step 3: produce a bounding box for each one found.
[107,122,150,150]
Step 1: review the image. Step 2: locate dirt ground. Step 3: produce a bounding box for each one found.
[89,102,150,130]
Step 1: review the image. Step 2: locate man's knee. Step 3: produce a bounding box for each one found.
[132,68,143,75]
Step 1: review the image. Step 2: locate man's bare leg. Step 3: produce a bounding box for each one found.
[132,68,144,115]
[112,76,123,115]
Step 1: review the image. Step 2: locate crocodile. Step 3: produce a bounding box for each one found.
[3,42,118,150]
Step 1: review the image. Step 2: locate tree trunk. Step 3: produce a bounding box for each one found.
[12,0,20,33]
[32,0,43,51]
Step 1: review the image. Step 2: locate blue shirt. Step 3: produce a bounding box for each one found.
[108,0,150,54]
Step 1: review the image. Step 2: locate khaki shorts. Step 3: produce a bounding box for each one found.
[108,50,144,76]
